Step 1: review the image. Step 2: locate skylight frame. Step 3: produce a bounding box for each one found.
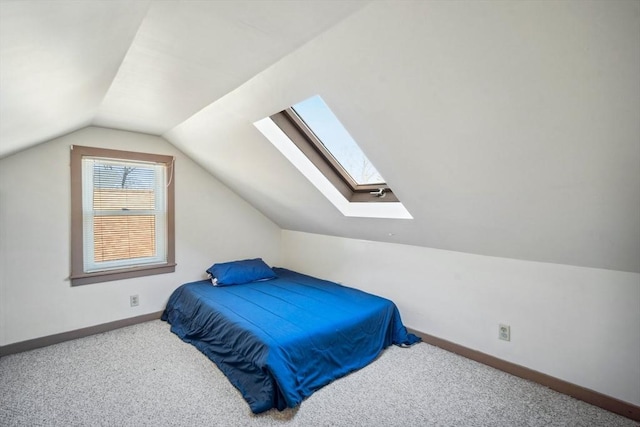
[253,116,412,219]
[270,108,398,203]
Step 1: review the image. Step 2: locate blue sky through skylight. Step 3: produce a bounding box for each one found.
[292,95,385,186]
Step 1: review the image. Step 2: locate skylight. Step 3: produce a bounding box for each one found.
[254,95,412,219]
[291,95,385,186]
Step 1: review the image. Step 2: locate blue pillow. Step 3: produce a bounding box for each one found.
[206,258,277,286]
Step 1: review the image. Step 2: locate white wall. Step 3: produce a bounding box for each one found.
[281,230,640,406]
[0,127,281,346]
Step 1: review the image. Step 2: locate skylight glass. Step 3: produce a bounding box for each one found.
[292,95,385,186]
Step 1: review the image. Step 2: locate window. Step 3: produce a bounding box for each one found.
[254,95,412,219]
[292,95,386,186]
[270,95,398,203]
[70,146,175,286]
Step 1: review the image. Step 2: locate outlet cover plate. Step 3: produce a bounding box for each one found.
[499,324,510,341]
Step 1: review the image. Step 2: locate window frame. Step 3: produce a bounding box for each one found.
[70,145,176,286]
[270,108,399,203]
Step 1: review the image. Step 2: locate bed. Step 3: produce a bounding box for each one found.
[162,261,419,414]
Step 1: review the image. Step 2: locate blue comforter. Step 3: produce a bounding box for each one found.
[161,268,419,413]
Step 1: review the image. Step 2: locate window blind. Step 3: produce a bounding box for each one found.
[81,157,167,273]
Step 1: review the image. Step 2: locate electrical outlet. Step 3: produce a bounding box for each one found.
[499,324,510,341]
[130,295,139,307]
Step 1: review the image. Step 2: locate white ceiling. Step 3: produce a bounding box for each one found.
[0,0,150,156]
[1,1,639,273]
[0,0,367,155]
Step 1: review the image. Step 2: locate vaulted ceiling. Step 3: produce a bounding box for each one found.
[0,0,367,155]
[1,1,639,273]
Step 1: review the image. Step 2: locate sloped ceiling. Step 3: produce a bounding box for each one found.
[1,1,639,273]
[0,0,368,153]
[0,0,150,155]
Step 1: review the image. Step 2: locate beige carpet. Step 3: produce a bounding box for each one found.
[0,320,636,426]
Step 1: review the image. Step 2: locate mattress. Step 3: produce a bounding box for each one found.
[161,267,419,413]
